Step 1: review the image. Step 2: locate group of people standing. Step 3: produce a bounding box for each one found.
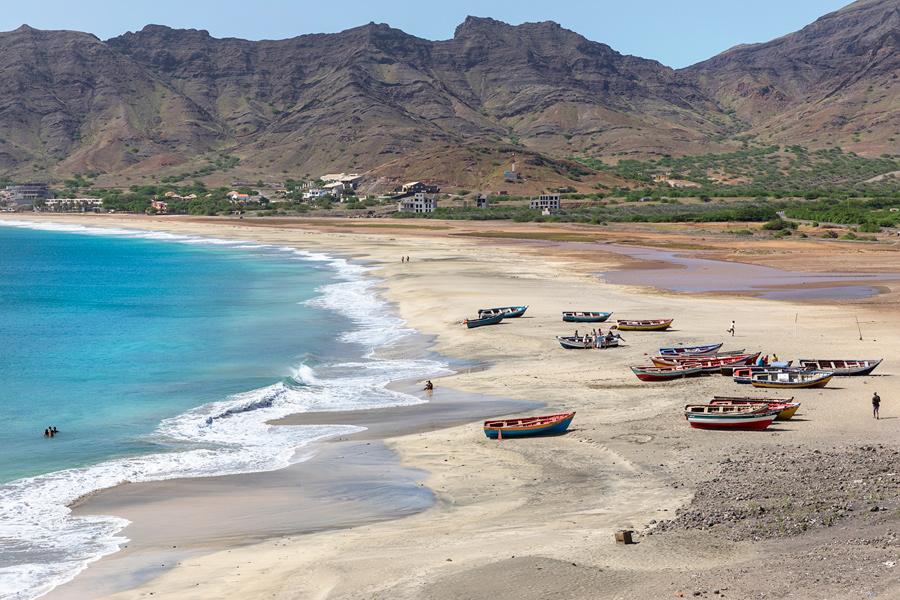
[43,427,59,437]
[572,328,618,349]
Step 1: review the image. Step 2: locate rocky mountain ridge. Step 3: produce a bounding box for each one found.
[0,1,898,186]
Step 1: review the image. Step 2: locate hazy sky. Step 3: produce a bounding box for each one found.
[1,0,852,69]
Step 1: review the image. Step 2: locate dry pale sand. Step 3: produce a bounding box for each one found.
[6,214,900,599]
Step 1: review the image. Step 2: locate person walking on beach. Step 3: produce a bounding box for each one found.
[727,320,735,336]
[873,392,881,419]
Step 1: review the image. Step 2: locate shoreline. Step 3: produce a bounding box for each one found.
[4,214,900,599]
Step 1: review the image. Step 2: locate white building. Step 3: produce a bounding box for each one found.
[530,194,560,211]
[321,173,362,189]
[302,189,329,200]
[323,182,345,198]
[398,193,437,213]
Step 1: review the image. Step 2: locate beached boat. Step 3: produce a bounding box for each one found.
[709,396,800,420]
[651,353,759,371]
[797,359,882,376]
[684,403,769,416]
[631,364,703,381]
[732,366,808,384]
[464,313,504,328]
[615,318,674,331]
[562,311,612,323]
[556,334,621,349]
[658,343,723,356]
[684,412,778,431]
[750,370,834,389]
[483,412,575,438]
[708,349,748,357]
[479,306,528,318]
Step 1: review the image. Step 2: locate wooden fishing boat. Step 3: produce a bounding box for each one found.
[556,334,621,349]
[750,370,834,389]
[479,305,528,318]
[464,313,504,328]
[562,311,612,323]
[483,412,575,438]
[658,343,723,356]
[616,318,673,331]
[797,359,882,376]
[684,403,769,416]
[709,396,800,420]
[651,353,759,371]
[732,366,808,384]
[685,412,778,431]
[631,364,703,381]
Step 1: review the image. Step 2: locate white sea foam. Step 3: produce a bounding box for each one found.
[0,220,451,600]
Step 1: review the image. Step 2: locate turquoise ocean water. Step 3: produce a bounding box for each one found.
[0,220,450,599]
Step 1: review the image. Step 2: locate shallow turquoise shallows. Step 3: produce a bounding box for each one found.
[0,225,335,483]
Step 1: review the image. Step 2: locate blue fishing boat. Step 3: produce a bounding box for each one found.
[479,305,528,318]
[562,311,612,323]
[658,343,723,356]
[464,313,504,328]
[484,412,575,438]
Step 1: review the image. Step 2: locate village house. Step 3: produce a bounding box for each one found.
[398,182,440,194]
[302,189,329,200]
[530,194,561,213]
[151,200,168,212]
[398,192,437,213]
[321,173,363,189]
[41,198,103,212]
[323,182,345,199]
[475,193,490,208]
[7,183,52,205]
[226,191,252,202]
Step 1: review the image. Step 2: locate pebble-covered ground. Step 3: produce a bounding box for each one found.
[655,444,900,541]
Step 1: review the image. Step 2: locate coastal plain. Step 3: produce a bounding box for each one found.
[8,214,900,599]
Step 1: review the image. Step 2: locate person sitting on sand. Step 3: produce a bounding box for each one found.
[423,380,433,391]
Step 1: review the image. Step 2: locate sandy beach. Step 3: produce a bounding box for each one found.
[6,213,900,599]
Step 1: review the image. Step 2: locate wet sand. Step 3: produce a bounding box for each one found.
[599,244,900,300]
[51,380,537,599]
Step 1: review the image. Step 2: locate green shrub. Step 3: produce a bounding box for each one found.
[821,230,838,238]
[762,218,797,230]
[858,222,881,233]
